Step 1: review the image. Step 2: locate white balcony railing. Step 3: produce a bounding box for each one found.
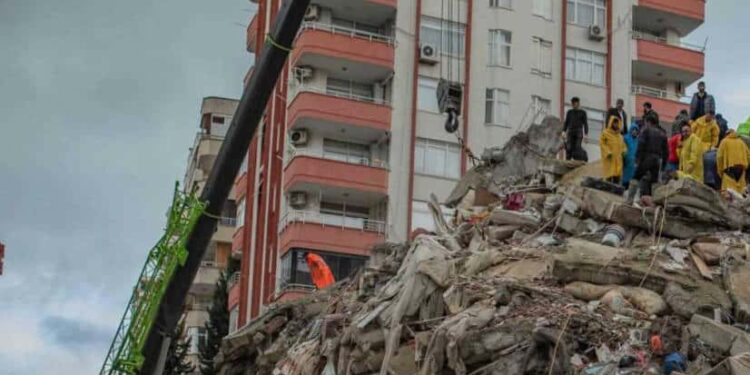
[632,30,705,52]
[290,82,390,106]
[286,148,388,169]
[300,21,395,45]
[219,216,237,227]
[278,209,387,235]
[631,85,688,102]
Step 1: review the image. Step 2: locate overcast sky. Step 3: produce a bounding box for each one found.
[0,1,747,374]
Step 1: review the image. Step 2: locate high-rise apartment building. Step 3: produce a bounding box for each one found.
[179,96,240,370]
[229,0,705,330]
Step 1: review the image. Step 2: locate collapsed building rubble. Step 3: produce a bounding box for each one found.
[216,119,750,375]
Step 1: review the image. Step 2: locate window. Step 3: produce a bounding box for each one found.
[532,37,553,76]
[319,201,371,230]
[565,105,605,143]
[420,17,465,57]
[278,250,367,289]
[532,96,551,124]
[414,138,461,179]
[567,0,606,28]
[210,115,230,137]
[326,78,374,101]
[220,200,237,226]
[331,18,382,37]
[488,30,512,67]
[485,88,511,126]
[490,0,512,9]
[411,201,456,232]
[566,47,605,86]
[323,139,371,165]
[187,327,207,354]
[236,198,245,227]
[417,77,440,112]
[533,0,553,19]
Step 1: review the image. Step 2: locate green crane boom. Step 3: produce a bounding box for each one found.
[100,182,205,374]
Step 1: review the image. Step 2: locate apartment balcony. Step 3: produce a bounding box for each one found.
[234,172,247,201]
[632,85,689,124]
[633,0,704,36]
[632,32,704,86]
[188,262,221,295]
[232,225,245,255]
[284,153,388,195]
[227,272,241,310]
[214,219,236,244]
[278,210,386,257]
[292,22,394,77]
[246,14,258,53]
[287,84,391,140]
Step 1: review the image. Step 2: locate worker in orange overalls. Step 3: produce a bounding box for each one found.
[305,252,335,289]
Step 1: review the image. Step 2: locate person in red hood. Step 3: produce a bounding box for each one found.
[304,252,335,289]
[667,129,682,173]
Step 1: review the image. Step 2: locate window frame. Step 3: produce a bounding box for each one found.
[488,29,512,68]
[489,0,513,10]
[532,0,553,20]
[420,16,466,58]
[565,47,606,86]
[414,138,461,179]
[417,76,440,113]
[485,88,511,127]
[567,0,606,28]
[532,37,553,77]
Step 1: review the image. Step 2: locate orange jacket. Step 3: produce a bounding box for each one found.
[305,253,335,289]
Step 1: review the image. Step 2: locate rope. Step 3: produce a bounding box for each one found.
[639,198,668,288]
[265,34,293,52]
[548,311,573,375]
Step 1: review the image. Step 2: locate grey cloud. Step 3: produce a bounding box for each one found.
[41,316,111,349]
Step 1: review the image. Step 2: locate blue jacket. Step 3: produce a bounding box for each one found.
[622,124,639,186]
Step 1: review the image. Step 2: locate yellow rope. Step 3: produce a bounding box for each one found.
[265,34,293,52]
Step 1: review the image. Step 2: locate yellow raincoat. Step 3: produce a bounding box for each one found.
[717,132,750,193]
[678,133,703,182]
[691,115,720,151]
[599,117,626,179]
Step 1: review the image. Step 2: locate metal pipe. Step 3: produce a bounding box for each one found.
[138,0,310,373]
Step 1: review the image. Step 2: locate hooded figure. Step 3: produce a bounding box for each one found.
[678,124,703,182]
[717,130,750,193]
[622,123,640,187]
[691,113,720,151]
[599,116,627,183]
[305,252,335,289]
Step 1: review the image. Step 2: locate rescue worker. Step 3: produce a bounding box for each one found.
[667,129,682,173]
[627,115,668,204]
[622,123,640,188]
[600,116,626,184]
[304,252,335,289]
[562,97,589,161]
[690,81,716,121]
[691,110,720,152]
[677,124,703,182]
[717,129,750,193]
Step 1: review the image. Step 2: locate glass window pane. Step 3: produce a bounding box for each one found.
[577,60,592,82]
[446,148,460,179]
[485,99,493,124]
[425,145,446,175]
[597,8,605,27]
[567,1,575,23]
[579,4,595,25]
[565,57,575,80]
[415,141,425,173]
[592,63,604,85]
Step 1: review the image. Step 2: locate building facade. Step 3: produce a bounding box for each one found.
[230,0,705,330]
[179,96,240,370]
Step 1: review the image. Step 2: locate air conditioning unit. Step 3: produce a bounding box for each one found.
[289,192,308,209]
[289,129,308,146]
[419,43,439,64]
[296,66,313,79]
[588,24,604,41]
[304,5,320,21]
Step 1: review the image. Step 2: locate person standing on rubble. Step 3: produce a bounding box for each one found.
[677,124,703,182]
[717,129,750,193]
[672,109,690,136]
[627,115,668,203]
[691,110,720,152]
[690,81,716,121]
[667,128,682,173]
[642,102,660,126]
[622,123,640,188]
[716,113,729,142]
[607,98,628,135]
[563,97,588,161]
[304,252,335,289]
[600,116,626,184]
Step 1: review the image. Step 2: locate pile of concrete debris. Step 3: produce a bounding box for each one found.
[215,119,750,375]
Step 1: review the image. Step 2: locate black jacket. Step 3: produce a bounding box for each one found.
[564,108,588,135]
[637,125,668,167]
[607,108,628,135]
[643,109,660,125]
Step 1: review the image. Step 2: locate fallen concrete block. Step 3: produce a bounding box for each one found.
[489,208,541,228]
[487,225,520,241]
[688,315,750,356]
[724,261,750,325]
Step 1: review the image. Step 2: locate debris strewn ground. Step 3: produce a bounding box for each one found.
[216,119,750,375]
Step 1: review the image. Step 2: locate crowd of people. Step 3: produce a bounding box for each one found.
[561,81,750,204]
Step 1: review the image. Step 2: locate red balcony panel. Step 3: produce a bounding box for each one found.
[288,92,391,132]
[639,0,704,21]
[291,29,394,71]
[279,222,384,257]
[228,281,241,310]
[635,94,689,124]
[283,156,388,194]
[636,39,704,76]
[232,225,245,254]
[246,14,258,53]
[234,172,247,201]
